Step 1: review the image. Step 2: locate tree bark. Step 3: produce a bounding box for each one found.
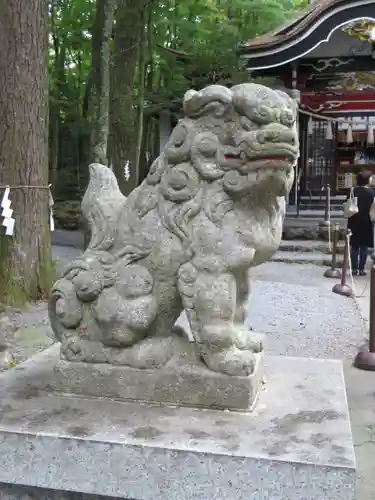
[90,0,117,165]
[83,0,117,251]
[110,0,152,194]
[0,0,52,305]
[134,10,148,187]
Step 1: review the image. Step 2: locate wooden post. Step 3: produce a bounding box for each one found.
[354,263,375,370]
[332,229,353,297]
[324,224,341,279]
[319,184,331,227]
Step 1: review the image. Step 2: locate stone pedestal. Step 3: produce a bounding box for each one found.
[51,341,264,411]
[0,346,355,500]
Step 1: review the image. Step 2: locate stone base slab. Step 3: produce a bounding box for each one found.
[51,342,264,411]
[0,347,355,500]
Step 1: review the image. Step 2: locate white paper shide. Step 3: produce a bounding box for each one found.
[1,187,15,236]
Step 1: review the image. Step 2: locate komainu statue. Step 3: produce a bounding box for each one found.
[49,83,298,378]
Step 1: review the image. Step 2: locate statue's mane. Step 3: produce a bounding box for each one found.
[138,83,295,245]
[83,84,296,252]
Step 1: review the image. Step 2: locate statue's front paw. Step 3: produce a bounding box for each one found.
[201,345,255,376]
[234,326,264,352]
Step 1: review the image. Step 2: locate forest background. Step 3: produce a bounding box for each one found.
[0,0,307,305]
[50,0,308,228]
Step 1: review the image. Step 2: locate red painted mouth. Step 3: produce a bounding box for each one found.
[224,154,241,161]
[224,154,291,162]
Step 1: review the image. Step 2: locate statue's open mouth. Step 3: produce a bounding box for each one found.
[223,147,296,171]
[224,153,294,162]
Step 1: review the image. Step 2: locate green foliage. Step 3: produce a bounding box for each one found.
[49,0,306,197]
[49,0,95,200]
[146,0,308,109]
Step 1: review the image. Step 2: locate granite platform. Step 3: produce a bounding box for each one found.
[0,346,355,500]
[51,341,264,411]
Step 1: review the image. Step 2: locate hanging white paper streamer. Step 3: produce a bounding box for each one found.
[346,123,353,144]
[367,124,374,145]
[307,116,313,135]
[325,122,333,140]
[124,161,130,181]
[1,187,10,210]
[3,218,15,236]
[1,193,12,219]
[48,184,55,232]
[1,187,15,236]
[50,213,55,231]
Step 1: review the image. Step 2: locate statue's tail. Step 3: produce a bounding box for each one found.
[81,163,126,251]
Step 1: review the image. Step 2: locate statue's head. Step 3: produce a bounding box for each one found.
[162,83,298,202]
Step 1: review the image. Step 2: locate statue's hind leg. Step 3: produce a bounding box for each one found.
[232,272,263,352]
[178,262,261,377]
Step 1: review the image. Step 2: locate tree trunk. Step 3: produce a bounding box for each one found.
[134,12,148,186]
[90,0,117,165]
[110,0,152,194]
[79,71,93,191]
[49,103,60,197]
[0,0,52,306]
[84,0,117,250]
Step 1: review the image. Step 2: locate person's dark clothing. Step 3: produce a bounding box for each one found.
[347,186,375,248]
[347,186,375,272]
[350,245,367,273]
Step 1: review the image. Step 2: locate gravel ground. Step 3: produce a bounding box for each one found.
[249,262,366,359]
[248,279,364,359]
[0,303,53,367]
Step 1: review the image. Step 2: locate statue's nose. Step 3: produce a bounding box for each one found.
[257,125,296,145]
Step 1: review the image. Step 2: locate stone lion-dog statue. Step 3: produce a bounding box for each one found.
[49,83,298,378]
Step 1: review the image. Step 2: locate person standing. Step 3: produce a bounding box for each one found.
[347,170,375,276]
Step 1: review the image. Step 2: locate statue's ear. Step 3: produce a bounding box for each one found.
[183,85,233,119]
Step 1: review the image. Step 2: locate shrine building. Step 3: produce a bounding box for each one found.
[240,0,375,212]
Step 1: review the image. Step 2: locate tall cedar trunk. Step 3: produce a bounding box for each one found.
[49,104,60,197]
[90,0,117,165]
[79,71,93,191]
[84,0,116,250]
[134,11,147,186]
[49,43,67,197]
[49,4,65,198]
[110,0,151,195]
[0,0,52,305]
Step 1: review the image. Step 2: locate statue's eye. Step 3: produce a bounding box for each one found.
[199,138,217,156]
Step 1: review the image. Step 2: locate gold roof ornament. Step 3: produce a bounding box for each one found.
[342,19,375,42]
